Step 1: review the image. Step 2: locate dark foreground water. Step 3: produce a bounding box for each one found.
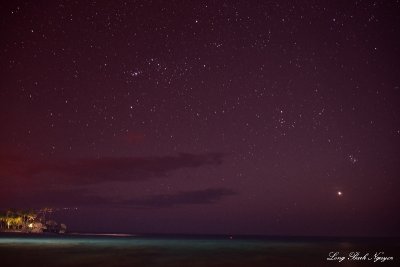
[0,233,398,267]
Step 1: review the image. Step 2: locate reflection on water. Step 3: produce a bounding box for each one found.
[0,234,398,267]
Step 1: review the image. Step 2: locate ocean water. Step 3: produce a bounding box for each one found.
[0,233,398,266]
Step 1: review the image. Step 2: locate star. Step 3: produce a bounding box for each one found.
[348,155,358,164]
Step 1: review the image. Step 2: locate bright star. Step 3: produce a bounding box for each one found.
[348,155,358,164]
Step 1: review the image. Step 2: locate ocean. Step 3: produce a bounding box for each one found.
[0,233,398,266]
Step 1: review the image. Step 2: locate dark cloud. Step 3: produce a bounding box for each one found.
[5,188,108,208]
[0,152,227,209]
[125,188,237,208]
[2,187,236,209]
[0,152,224,186]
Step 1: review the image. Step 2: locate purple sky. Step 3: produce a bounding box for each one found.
[1,1,399,236]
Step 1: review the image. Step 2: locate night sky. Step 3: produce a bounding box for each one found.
[1,1,400,236]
